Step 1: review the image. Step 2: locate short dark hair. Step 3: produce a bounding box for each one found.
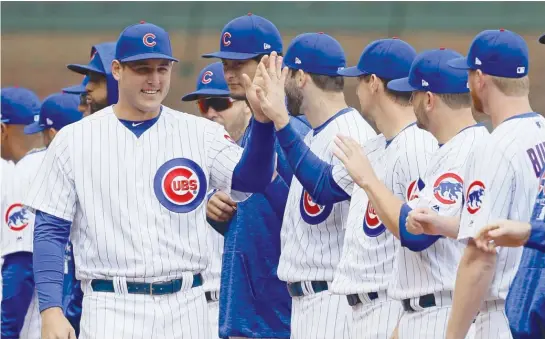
[436,93,472,109]
[362,74,412,106]
[289,68,344,93]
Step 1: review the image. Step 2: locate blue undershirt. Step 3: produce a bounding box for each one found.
[398,203,441,251]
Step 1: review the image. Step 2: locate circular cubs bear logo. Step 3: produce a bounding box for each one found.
[466,180,485,214]
[433,173,464,205]
[5,203,30,231]
[362,201,386,237]
[153,158,207,213]
[299,190,333,224]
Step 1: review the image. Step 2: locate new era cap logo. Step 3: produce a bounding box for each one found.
[263,43,271,50]
[295,57,302,64]
[475,57,482,65]
[33,115,39,122]
[46,118,53,126]
[517,67,525,74]
[143,33,157,47]
[421,79,429,87]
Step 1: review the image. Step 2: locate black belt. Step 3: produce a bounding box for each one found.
[205,291,219,302]
[287,281,328,297]
[346,292,379,306]
[402,293,437,312]
[91,273,203,296]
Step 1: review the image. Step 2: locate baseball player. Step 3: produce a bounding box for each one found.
[67,42,118,116]
[408,29,544,339]
[255,32,379,339]
[353,48,486,338]
[24,92,84,337]
[1,87,43,339]
[63,76,91,116]
[1,158,15,302]
[202,14,311,339]
[25,22,278,339]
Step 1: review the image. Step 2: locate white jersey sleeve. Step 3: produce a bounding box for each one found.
[205,123,251,202]
[24,132,77,222]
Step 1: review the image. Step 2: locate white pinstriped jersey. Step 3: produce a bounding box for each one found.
[389,125,489,300]
[277,108,377,282]
[202,220,223,293]
[332,123,437,294]
[2,149,46,257]
[458,112,545,301]
[24,105,249,282]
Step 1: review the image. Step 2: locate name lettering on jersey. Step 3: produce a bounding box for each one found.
[362,202,385,237]
[433,173,463,205]
[153,158,207,213]
[299,190,333,224]
[5,203,30,231]
[407,179,425,201]
[466,180,485,214]
[526,142,545,178]
[531,169,545,221]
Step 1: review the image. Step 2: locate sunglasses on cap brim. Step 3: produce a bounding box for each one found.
[197,97,234,114]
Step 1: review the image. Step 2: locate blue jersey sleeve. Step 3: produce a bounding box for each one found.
[263,174,290,219]
[399,203,441,252]
[526,221,545,253]
[274,116,311,186]
[33,210,72,312]
[1,252,34,339]
[275,120,349,206]
[232,119,276,192]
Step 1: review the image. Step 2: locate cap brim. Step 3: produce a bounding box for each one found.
[539,34,545,44]
[67,63,105,75]
[1,118,9,123]
[447,57,471,70]
[202,51,261,60]
[387,77,418,92]
[24,121,45,135]
[181,89,231,102]
[337,66,367,77]
[119,53,179,63]
[62,84,86,94]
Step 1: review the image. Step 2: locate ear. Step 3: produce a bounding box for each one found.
[111,60,122,81]
[369,74,380,94]
[426,91,435,111]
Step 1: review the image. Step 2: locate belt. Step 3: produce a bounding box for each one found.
[205,290,219,302]
[287,281,329,297]
[91,273,203,296]
[346,292,380,306]
[402,291,453,312]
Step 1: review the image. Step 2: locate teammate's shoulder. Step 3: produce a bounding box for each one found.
[16,147,47,172]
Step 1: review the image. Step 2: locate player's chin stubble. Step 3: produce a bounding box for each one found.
[286,89,303,117]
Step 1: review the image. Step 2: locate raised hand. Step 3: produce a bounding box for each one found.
[333,134,377,188]
[241,54,271,123]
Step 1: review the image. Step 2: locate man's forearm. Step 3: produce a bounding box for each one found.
[447,240,496,339]
[435,216,461,239]
[363,178,403,239]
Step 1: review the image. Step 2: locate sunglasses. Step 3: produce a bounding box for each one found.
[197,97,233,114]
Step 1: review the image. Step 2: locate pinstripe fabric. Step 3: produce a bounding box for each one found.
[350,299,402,339]
[208,300,221,339]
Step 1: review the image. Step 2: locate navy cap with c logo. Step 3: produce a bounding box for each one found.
[115,22,178,63]
[181,62,230,102]
[388,48,469,94]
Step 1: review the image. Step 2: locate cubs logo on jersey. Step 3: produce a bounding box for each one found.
[362,202,385,237]
[5,203,30,231]
[224,134,236,144]
[299,190,333,224]
[153,158,207,213]
[407,179,425,201]
[433,173,463,205]
[466,180,485,214]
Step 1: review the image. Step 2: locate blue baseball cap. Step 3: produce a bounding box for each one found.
[539,34,545,44]
[24,93,82,134]
[448,29,529,78]
[283,32,345,76]
[181,62,230,102]
[67,42,117,75]
[1,87,41,125]
[202,13,282,60]
[62,76,89,94]
[388,48,469,94]
[115,22,178,63]
[338,38,416,80]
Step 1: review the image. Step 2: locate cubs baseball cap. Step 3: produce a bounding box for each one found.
[283,32,346,76]
[182,62,230,102]
[388,48,469,94]
[202,13,283,60]
[539,34,545,44]
[62,76,89,94]
[24,93,82,134]
[115,22,178,63]
[67,42,117,75]
[338,38,416,80]
[1,87,41,125]
[447,29,529,78]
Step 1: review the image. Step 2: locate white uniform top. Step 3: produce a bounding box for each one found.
[202,221,223,293]
[331,123,437,294]
[458,112,545,301]
[277,108,377,282]
[388,125,490,300]
[2,149,46,256]
[24,106,250,282]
